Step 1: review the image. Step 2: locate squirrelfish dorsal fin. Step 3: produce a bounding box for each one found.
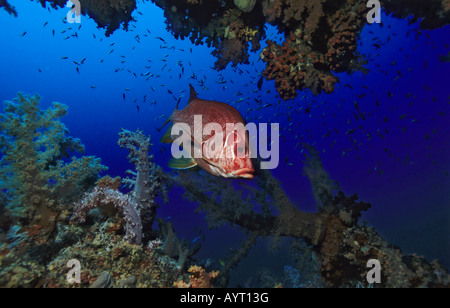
[188,84,197,104]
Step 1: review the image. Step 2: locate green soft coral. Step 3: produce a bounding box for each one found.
[0,93,107,221]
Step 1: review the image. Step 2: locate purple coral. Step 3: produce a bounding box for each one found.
[70,129,168,246]
[118,129,168,235]
[72,187,142,245]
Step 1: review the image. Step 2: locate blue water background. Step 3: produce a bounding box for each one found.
[0,1,449,282]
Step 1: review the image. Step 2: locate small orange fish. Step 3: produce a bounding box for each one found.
[161,85,254,179]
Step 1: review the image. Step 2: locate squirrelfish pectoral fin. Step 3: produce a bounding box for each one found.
[168,156,198,170]
[185,165,201,173]
[160,123,174,143]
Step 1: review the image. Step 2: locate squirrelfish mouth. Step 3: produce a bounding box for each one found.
[232,168,255,179]
[203,157,227,174]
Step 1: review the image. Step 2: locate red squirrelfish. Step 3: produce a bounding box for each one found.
[161,84,255,179]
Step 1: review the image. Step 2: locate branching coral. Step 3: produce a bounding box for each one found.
[0,93,107,227]
[118,129,168,237]
[71,129,168,246]
[0,93,119,287]
[0,124,187,286]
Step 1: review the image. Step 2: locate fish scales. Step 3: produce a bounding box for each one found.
[172,100,245,143]
[162,85,254,179]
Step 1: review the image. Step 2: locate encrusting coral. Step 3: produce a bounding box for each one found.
[44,218,185,288]
[174,265,219,288]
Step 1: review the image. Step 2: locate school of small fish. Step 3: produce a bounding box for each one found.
[21,5,449,181]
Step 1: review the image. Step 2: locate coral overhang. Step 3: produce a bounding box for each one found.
[5,1,447,98]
